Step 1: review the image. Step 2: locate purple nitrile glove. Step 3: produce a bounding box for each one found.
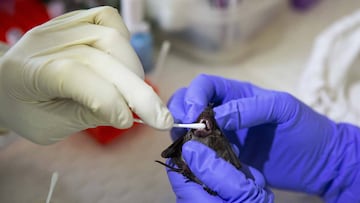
[167,140,274,203]
[291,0,320,11]
[167,74,360,203]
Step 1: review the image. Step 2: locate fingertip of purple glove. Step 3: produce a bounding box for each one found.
[214,102,241,131]
[183,104,206,123]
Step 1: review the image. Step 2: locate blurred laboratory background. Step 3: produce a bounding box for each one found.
[1,0,359,202]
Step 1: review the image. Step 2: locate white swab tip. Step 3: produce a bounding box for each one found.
[133,119,206,129]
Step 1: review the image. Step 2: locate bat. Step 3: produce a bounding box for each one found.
[156,104,254,195]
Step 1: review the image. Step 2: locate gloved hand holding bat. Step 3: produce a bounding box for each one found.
[166,74,360,203]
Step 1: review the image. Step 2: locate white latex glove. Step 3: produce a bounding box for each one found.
[0,6,173,145]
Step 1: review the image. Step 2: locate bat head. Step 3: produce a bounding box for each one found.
[192,105,218,137]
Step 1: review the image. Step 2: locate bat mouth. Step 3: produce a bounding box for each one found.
[200,119,212,130]
[194,119,212,137]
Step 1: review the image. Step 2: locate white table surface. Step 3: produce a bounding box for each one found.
[0,0,359,202]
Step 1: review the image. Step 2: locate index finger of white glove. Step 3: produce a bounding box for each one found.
[83,48,173,129]
[37,59,133,129]
[55,46,173,130]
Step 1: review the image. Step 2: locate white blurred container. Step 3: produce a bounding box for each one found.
[146,0,285,64]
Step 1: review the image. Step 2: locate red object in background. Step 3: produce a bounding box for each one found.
[85,79,159,145]
[0,0,50,44]
[85,112,140,145]
[85,125,137,145]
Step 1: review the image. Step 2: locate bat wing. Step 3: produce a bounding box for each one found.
[161,135,186,158]
[161,130,193,158]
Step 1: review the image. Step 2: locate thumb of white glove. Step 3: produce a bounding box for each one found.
[0,6,173,145]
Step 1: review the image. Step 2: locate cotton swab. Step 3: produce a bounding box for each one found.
[133,118,206,129]
[46,171,58,203]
